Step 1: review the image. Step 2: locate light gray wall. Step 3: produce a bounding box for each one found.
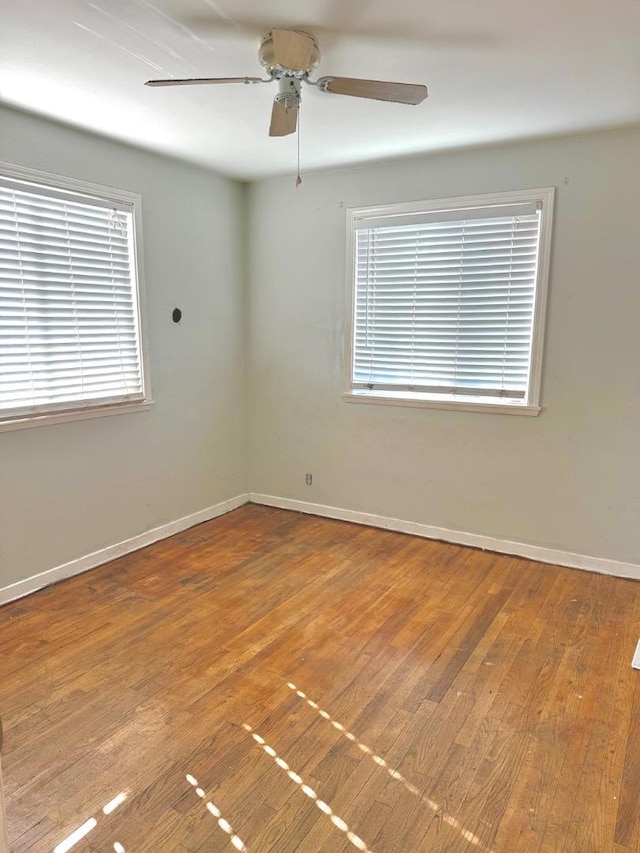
[2,113,638,587]
[248,127,640,565]
[0,106,247,587]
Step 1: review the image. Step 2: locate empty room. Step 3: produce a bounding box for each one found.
[1,1,639,851]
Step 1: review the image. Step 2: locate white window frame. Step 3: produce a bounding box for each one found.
[0,161,152,433]
[344,187,555,416]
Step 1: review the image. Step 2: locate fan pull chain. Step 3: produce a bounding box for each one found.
[296,103,302,188]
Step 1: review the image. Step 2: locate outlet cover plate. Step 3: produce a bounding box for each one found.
[633,639,640,670]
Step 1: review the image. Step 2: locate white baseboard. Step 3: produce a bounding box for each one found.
[249,493,640,581]
[0,493,250,607]
[3,490,637,608]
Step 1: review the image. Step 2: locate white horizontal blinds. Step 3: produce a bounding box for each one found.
[353,203,542,400]
[0,177,144,418]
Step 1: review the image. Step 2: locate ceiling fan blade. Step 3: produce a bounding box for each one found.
[271,29,314,71]
[145,76,264,87]
[269,99,298,137]
[317,76,428,105]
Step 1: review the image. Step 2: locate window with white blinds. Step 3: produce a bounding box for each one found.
[347,189,554,414]
[0,165,149,428]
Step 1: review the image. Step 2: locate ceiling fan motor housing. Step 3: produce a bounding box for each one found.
[259,30,321,76]
[275,77,302,108]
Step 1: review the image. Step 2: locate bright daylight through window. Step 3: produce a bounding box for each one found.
[0,164,150,430]
[346,188,554,414]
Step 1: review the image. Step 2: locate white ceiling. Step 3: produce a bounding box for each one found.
[2,0,639,180]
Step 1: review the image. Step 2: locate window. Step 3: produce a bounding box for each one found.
[0,163,150,431]
[345,188,554,415]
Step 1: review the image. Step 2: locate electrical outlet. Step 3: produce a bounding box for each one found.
[305,473,313,486]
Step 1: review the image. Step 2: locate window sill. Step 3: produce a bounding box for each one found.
[343,392,541,416]
[0,399,154,433]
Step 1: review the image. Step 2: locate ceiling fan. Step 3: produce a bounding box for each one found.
[145,28,428,139]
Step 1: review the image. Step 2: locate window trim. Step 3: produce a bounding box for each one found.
[0,160,153,433]
[344,187,555,416]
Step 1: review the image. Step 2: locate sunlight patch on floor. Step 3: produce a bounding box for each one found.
[54,818,98,853]
[286,681,486,850]
[103,793,127,815]
[186,774,247,852]
[53,790,128,853]
[242,723,372,852]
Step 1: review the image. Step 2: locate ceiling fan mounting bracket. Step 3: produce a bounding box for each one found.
[315,77,335,93]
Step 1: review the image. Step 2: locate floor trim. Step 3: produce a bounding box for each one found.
[4,490,638,608]
[0,494,250,607]
[250,493,640,581]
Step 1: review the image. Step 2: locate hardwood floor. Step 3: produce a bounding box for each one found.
[1,504,639,852]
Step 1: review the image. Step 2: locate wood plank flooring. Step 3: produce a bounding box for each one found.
[0,504,639,852]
